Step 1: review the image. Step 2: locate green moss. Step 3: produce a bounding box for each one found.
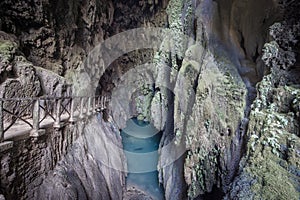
[135,83,154,121]
[247,151,299,200]
[0,40,15,54]
[186,147,221,198]
[0,40,17,63]
[244,76,300,200]
[184,54,247,197]
[137,114,144,121]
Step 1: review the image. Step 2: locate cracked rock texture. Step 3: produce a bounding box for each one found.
[0,1,169,199]
[227,69,300,200]
[0,0,300,199]
[0,31,68,122]
[0,122,84,199]
[37,115,126,200]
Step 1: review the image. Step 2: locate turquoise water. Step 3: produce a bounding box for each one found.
[121,118,165,200]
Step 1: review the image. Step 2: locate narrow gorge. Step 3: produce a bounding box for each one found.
[0,0,299,199]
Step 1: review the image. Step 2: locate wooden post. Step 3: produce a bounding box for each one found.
[53,98,61,128]
[69,98,75,122]
[32,99,40,131]
[103,96,107,110]
[30,98,45,137]
[39,99,45,120]
[0,98,14,152]
[92,97,96,114]
[79,97,85,119]
[101,96,104,110]
[97,96,101,108]
[87,97,92,116]
[0,99,3,142]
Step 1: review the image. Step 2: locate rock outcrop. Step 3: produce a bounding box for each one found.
[37,115,126,200]
[0,120,83,199]
[0,0,299,199]
[106,0,299,199]
[0,31,69,123]
[141,0,297,199]
[227,69,300,199]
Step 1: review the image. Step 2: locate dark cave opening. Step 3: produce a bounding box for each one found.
[201,185,225,200]
[95,48,155,96]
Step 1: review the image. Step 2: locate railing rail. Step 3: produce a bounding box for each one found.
[0,95,109,142]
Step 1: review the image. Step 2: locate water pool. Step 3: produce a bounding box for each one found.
[121,118,165,200]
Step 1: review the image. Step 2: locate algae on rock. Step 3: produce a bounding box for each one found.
[184,54,247,198]
[228,70,300,200]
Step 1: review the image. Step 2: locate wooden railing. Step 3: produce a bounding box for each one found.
[0,95,109,142]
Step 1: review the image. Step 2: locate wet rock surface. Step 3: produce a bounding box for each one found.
[37,115,126,200]
[0,122,83,199]
[227,70,300,200]
[0,31,68,122]
[0,0,299,199]
[123,187,154,200]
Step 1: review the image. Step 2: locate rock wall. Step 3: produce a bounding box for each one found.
[227,69,300,200]
[0,0,169,83]
[1,0,299,199]
[118,0,289,199]
[0,0,113,75]
[0,122,83,199]
[0,31,67,123]
[36,115,126,200]
[104,0,282,199]
[0,1,169,199]
[208,0,281,84]
[0,115,125,200]
[227,3,300,197]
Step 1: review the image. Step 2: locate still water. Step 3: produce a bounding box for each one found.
[121,118,165,200]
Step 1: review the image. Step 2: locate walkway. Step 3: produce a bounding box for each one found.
[0,95,108,152]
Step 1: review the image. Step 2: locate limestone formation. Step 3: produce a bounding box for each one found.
[227,70,300,200]
[0,0,299,200]
[37,116,126,200]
